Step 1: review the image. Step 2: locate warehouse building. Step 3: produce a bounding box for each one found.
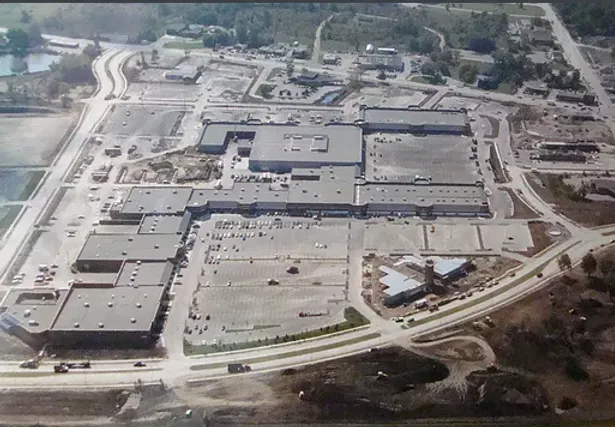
[75,233,184,272]
[164,69,202,84]
[112,186,193,219]
[137,212,192,235]
[198,122,363,173]
[357,184,490,217]
[357,54,404,72]
[290,71,342,87]
[539,141,600,153]
[359,107,471,135]
[555,90,596,105]
[0,261,174,348]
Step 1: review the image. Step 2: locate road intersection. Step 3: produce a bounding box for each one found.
[0,3,613,390]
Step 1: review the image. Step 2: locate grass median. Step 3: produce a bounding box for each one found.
[186,307,370,356]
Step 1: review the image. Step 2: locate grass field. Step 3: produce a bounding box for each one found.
[0,4,63,29]
[454,3,545,17]
[163,40,204,50]
[0,205,23,239]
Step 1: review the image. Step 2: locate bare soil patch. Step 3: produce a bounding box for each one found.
[501,187,540,219]
[471,245,615,417]
[527,172,615,226]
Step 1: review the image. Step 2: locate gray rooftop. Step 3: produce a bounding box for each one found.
[378,266,424,297]
[188,183,288,208]
[121,187,192,216]
[287,166,357,205]
[358,184,488,207]
[114,261,174,287]
[1,289,68,334]
[78,233,183,262]
[138,212,192,235]
[249,124,362,168]
[198,122,255,150]
[362,108,468,129]
[51,285,164,332]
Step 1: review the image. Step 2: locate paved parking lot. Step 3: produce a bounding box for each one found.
[201,260,347,287]
[126,83,201,102]
[426,224,481,252]
[100,104,188,137]
[185,214,352,346]
[205,218,349,261]
[364,223,425,254]
[479,223,534,252]
[186,286,347,346]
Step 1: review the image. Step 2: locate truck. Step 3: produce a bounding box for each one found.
[227,363,251,374]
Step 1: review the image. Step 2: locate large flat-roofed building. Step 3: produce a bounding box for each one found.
[360,107,471,135]
[198,122,363,173]
[188,182,288,213]
[0,261,174,348]
[138,212,192,235]
[287,166,358,215]
[76,233,184,272]
[0,289,68,347]
[49,284,166,348]
[114,187,192,219]
[357,184,490,217]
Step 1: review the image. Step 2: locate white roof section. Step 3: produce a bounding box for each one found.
[378,265,424,297]
[395,255,469,278]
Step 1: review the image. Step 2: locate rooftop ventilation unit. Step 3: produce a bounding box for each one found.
[74,322,80,328]
[98,322,104,328]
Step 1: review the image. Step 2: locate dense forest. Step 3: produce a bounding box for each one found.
[555,3,615,37]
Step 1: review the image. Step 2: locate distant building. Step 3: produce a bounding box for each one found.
[291,71,341,87]
[535,151,587,163]
[166,23,187,36]
[322,54,340,65]
[555,90,596,105]
[539,141,599,152]
[357,54,404,72]
[522,28,554,46]
[163,69,202,84]
[359,106,471,135]
[524,81,550,97]
[376,47,398,55]
[394,255,471,282]
[477,74,499,90]
[291,46,311,60]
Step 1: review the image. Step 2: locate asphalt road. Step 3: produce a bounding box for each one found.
[3,6,615,389]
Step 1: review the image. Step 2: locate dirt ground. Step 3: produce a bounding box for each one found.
[178,345,550,423]
[469,244,615,418]
[515,221,556,257]
[121,148,221,185]
[501,187,540,219]
[481,115,500,139]
[509,106,615,149]
[527,172,615,226]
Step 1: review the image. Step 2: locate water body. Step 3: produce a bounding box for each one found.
[0,53,59,77]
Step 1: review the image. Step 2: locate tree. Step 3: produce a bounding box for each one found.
[151,48,159,63]
[83,43,102,59]
[581,252,597,277]
[421,61,438,76]
[558,253,572,270]
[6,28,30,57]
[377,69,386,80]
[27,23,44,47]
[20,10,32,24]
[458,63,478,84]
[468,37,496,53]
[571,68,581,90]
[599,258,615,276]
[286,60,294,77]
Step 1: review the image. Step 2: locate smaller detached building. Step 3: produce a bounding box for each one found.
[379,266,426,307]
